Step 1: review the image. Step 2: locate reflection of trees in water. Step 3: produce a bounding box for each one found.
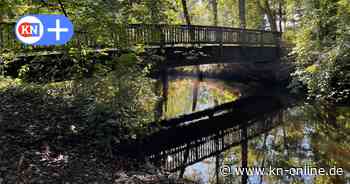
[147,108,282,184]
[152,76,349,183]
[220,103,350,184]
[160,78,240,119]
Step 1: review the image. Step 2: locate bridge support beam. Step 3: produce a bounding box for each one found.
[163,46,280,67]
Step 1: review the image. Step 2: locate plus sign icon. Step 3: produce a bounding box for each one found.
[15,15,74,46]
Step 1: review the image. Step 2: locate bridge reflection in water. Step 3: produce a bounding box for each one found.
[149,109,283,172]
[117,74,294,183]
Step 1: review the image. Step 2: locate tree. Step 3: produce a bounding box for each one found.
[278,0,284,32]
[57,0,68,17]
[239,0,246,28]
[292,0,350,102]
[256,0,277,31]
[181,0,191,25]
[211,0,218,26]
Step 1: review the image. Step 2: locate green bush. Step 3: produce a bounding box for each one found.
[0,53,158,153]
[292,0,350,102]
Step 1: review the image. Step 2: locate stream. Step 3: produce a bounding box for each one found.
[142,65,350,184]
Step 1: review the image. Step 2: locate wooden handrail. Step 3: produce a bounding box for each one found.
[0,23,281,51]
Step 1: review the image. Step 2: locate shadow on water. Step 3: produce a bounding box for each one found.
[121,66,350,184]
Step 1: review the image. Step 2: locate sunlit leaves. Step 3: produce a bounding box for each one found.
[305,64,319,74]
[291,0,350,102]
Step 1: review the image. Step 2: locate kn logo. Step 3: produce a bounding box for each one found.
[15,14,74,46]
[16,16,44,44]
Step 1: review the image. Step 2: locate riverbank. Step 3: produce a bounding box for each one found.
[0,80,197,184]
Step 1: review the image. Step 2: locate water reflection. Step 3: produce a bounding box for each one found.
[155,75,241,120]
[149,72,349,184]
[182,103,350,184]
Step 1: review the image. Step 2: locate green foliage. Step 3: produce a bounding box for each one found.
[70,54,157,137]
[292,0,350,102]
[117,53,138,67]
[0,54,157,149]
[0,0,166,149]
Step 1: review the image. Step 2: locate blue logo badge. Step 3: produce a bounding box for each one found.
[15,14,74,46]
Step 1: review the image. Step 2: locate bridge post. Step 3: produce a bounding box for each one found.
[219,27,224,58]
[159,25,166,50]
[259,32,264,58]
[260,32,264,47]
[276,32,282,59]
[179,143,190,178]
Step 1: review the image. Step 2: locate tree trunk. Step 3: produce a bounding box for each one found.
[181,0,196,44]
[57,0,68,17]
[239,0,246,29]
[192,79,199,112]
[258,3,266,29]
[181,0,191,25]
[256,0,278,32]
[146,1,161,24]
[263,0,277,31]
[161,69,168,117]
[211,0,218,26]
[154,80,163,120]
[278,0,283,32]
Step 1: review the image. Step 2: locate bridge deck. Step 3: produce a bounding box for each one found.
[1,23,280,52]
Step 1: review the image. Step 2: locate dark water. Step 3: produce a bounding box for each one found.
[147,69,350,184]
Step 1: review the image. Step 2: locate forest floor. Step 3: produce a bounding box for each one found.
[0,85,196,184]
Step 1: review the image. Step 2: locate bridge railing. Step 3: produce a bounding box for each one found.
[0,23,281,52]
[0,23,62,52]
[148,111,283,171]
[109,24,280,46]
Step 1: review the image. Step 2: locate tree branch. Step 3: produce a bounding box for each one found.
[57,0,68,17]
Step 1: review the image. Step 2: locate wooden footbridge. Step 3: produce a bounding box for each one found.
[1,23,281,66]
